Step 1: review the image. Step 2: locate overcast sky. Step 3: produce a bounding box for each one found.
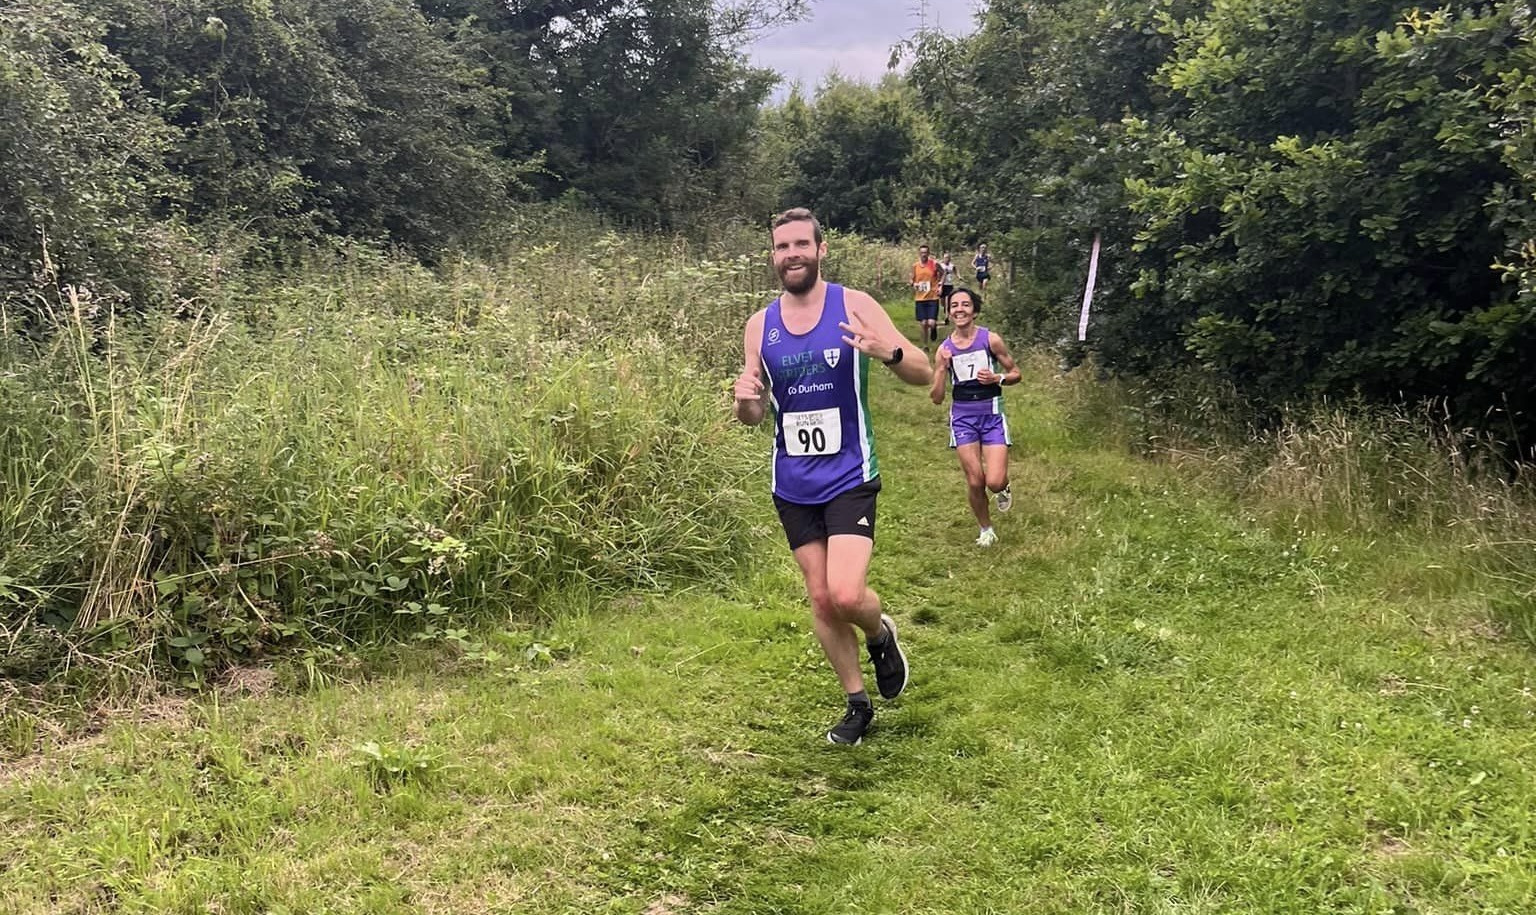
[746,0,983,97]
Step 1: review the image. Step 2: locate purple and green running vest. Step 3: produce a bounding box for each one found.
[760,283,879,504]
[941,327,1004,418]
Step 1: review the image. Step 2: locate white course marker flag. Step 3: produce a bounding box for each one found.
[1078,231,1100,342]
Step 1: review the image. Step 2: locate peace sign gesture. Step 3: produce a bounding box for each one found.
[839,309,897,364]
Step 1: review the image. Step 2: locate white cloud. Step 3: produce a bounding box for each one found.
[747,0,981,97]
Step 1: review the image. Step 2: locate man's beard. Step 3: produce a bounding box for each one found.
[777,257,820,295]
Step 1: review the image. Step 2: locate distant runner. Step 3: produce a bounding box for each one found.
[930,287,1018,546]
[972,244,992,291]
[734,207,934,745]
[911,244,942,351]
[939,253,958,323]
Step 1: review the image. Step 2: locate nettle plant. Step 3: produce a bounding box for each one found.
[148,516,474,675]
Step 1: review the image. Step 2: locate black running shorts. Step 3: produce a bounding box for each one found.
[773,478,881,551]
[915,300,940,322]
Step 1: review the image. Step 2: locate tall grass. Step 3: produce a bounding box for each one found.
[0,213,910,733]
[1050,363,1536,643]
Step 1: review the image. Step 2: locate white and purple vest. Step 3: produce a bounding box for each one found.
[761,284,879,504]
[941,327,1004,418]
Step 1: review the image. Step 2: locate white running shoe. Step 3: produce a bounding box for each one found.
[995,485,1013,513]
[975,528,998,547]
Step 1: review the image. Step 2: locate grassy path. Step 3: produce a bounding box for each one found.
[4,329,1536,913]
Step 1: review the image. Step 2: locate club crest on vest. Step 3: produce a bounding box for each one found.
[823,348,841,368]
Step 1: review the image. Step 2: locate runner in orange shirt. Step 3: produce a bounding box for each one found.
[911,244,942,351]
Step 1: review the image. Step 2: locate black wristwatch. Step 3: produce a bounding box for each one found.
[882,346,904,366]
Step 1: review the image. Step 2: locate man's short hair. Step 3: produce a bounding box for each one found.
[771,207,823,244]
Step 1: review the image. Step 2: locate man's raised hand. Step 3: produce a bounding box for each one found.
[733,369,763,403]
[838,310,895,364]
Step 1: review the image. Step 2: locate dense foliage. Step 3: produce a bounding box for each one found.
[0,4,175,303]
[750,74,978,243]
[0,217,781,683]
[767,77,929,238]
[92,0,516,252]
[909,0,1536,450]
[0,0,786,308]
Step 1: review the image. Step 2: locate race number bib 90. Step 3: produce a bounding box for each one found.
[783,408,842,457]
[952,350,991,382]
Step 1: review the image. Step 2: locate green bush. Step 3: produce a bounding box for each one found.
[0,221,771,682]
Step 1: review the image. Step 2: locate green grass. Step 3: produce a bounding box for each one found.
[3,302,1535,914]
[0,222,798,699]
[0,217,923,702]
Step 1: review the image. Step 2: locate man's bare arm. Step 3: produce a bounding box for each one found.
[841,290,933,386]
[733,310,768,425]
[930,347,950,404]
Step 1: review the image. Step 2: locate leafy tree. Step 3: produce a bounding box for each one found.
[417,0,783,226]
[0,2,172,306]
[1124,0,1532,434]
[780,76,930,239]
[96,0,513,253]
[720,87,811,225]
[913,0,1536,447]
[908,0,1193,334]
[1469,4,1536,426]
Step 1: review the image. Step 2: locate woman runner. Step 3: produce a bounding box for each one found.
[930,287,1019,546]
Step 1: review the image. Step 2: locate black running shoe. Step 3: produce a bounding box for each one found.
[869,614,909,700]
[827,703,874,745]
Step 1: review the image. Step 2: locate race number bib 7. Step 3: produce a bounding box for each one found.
[783,408,842,457]
[952,350,991,382]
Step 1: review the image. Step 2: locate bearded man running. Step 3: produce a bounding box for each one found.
[732,207,934,745]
